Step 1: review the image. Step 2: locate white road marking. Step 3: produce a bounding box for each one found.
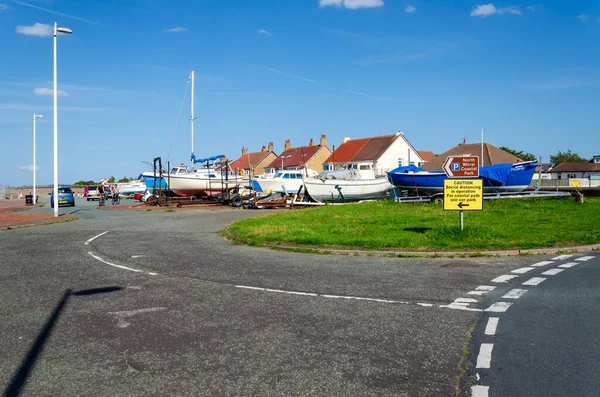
[88,252,143,273]
[484,302,513,312]
[131,255,146,258]
[440,298,482,312]
[559,262,579,268]
[84,231,109,245]
[502,289,528,299]
[148,272,158,276]
[468,286,496,295]
[511,267,535,274]
[491,274,518,283]
[471,385,489,397]
[522,277,546,286]
[552,255,573,260]
[417,303,434,307]
[476,343,494,368]
[531,260,554,267]
[485,317,499,336]
[576,256,595,261]
[108,307,166,328]
[541,268,564,276]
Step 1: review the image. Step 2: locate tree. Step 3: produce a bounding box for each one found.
[107,176,115,183]
[549,150,588,166]
[499,147,537,161]
[117,176,129,183]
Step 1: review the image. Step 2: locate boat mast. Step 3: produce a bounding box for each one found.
[190,70,196,171]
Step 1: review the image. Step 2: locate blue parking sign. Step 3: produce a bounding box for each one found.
[452,163,460,171]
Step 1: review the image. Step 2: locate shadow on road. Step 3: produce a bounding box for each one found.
[2,286,123,397]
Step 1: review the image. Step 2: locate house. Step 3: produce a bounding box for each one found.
[229,142,278,177]
[548,161,600,180]
[533,163,553,180]
[265,135,332,174]
[418,151,436,162]
[421,142,522,171]
[321,131,425,175]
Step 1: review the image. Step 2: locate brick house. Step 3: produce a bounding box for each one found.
[265,135,332,174]
[229,142,278,177]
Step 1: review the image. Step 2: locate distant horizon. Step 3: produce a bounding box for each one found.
[2,0,598,186]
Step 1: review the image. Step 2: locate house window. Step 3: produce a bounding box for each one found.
[567,173,576,178]
[398,158,404,167]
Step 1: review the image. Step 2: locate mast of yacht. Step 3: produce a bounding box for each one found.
[190,70,196,171]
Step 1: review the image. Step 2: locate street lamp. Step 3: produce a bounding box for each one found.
[481,128,486,167]
[33,114,43,204]
[53,22,72,217]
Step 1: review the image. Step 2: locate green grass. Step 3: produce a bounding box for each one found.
[227,197,600,251]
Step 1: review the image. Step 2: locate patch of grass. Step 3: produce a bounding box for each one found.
[227,197,600,251]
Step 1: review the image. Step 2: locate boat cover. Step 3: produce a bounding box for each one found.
[389,163,514,185]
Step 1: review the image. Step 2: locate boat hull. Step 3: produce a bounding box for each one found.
[304,177,392,203]
[387,162,538,194]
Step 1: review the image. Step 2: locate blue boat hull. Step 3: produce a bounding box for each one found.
[142,175,169,190]
[387,162,537,194]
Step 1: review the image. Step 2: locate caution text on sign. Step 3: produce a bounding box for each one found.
[443,179,483,211]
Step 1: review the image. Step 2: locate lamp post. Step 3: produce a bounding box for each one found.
[53,22,72,217]
[481,128,486,167]
[33,114,43,204]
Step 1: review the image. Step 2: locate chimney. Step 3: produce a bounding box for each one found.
[284,139,291,151]
[343,136,350,144]
[463,138,466,144]
[242,146,248,156]
[268,142,274,152]
[261,145,266,152]
[320,134,327,147]
[309,138,315,147]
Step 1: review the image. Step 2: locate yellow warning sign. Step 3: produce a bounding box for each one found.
[443,179,483,211]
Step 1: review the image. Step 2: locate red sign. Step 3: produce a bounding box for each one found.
[443,156,479,178]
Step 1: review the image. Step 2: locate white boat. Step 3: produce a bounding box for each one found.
[252,168,319,194]
[116,180,147,196]
[304,162,392,203]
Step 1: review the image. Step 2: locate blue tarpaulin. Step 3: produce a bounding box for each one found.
[190,153,226,164]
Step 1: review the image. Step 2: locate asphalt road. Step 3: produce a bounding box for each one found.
[1,201,593,396]
[469,255,599,397]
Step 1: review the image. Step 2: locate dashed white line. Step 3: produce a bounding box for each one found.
[440,298,482,312]
[511,267,535,274]
[541,268,565,276]
[468,285,496,295]
[552,255,573,260]
[502,289,528,299]
[484,302,513,312]
[576,256,595,261]
[559,262,579,268]
[522,277,546,286]
[88,252,143,273]
[476,343,494,368]
[471,385,489,397]
[531,260,554,267]
[485,317,499,335]
[84,231,109,245]
[491,274,519,283]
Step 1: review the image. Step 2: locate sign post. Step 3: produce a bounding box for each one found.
[442,156,482,230]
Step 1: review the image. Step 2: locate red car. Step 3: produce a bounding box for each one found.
[133,192,145,202]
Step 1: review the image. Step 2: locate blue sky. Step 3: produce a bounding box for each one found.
[1,0,598,186]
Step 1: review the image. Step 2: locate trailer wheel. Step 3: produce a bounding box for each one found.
[158,196,168,206]
[231,196,243,208]
[146,195,157,205]
[431,196,443,204]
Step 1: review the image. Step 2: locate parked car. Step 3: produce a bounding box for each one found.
[84,185,99,201]
[50,186,75,207]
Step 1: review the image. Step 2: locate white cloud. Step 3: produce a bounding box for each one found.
[405,5,416,13]
[19,165,40,171]
[577,14,589,22]
[0,3,8,11]
[15,22,53,36]
[34,87,69,97]
[258,29,272,36]
[319,0,384,9]
[471,4,521,17]
[526,5,543,12]
[165,27,188,33]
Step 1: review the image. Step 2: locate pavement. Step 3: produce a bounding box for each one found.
[0,199,76,229]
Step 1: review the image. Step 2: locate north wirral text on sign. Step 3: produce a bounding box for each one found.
[443,179,483,211]
[442,156,479,178]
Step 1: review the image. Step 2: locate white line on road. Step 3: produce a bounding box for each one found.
[511,267,535,274]
[522,277,546,286]
[84,231,109,245]
[484,302,513,312]
[576,256,595,261]
[531,260,554,267]
[476,343,494,368]
[88,252,143,273]
[502,289,528,299]
[468,285,496,296]
[559,262,579,268]
[552,255,573,260]
[471,385,489,397]
[491,274,518,283]
[440,298,482,312]
[485,317,499,335]
[541,268,565,276]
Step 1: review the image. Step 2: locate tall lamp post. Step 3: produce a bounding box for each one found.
[33,114,43,204]
[53,22,72,217]
[481,128,486,167]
